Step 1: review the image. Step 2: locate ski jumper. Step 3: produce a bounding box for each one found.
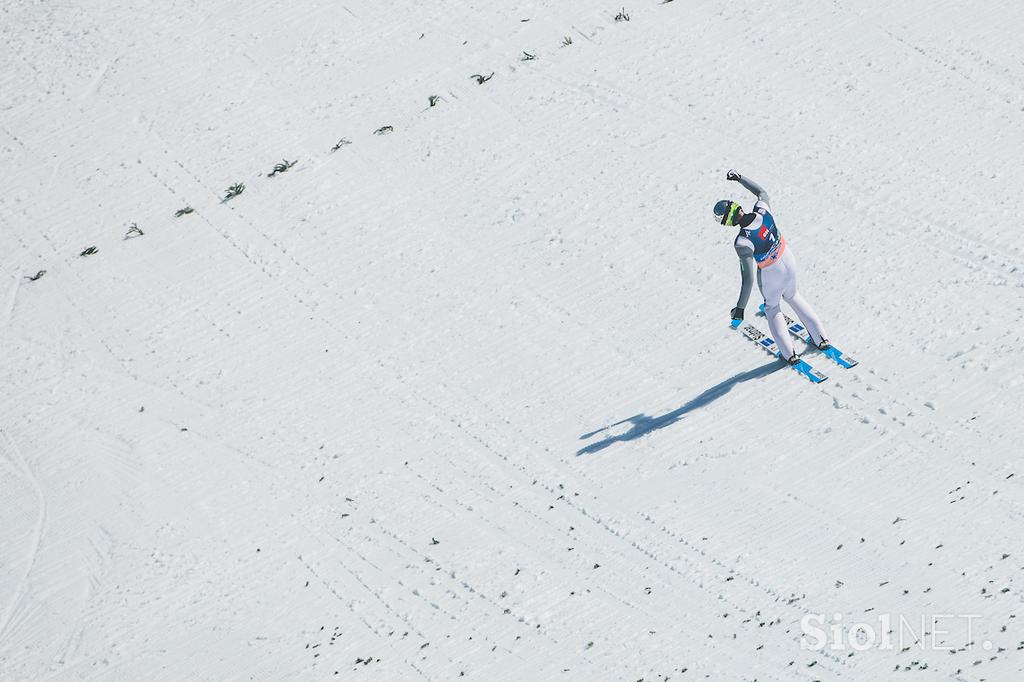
[732,176,828,360]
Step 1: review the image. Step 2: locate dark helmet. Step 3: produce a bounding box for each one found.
[713,199,743,226]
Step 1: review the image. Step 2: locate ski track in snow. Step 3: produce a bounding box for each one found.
[2,0,1024,680]
[0,430,48,648]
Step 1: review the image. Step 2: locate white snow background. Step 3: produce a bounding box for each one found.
[2,0,1023,679]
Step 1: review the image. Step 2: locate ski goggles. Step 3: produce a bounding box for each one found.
[714,200,741,226]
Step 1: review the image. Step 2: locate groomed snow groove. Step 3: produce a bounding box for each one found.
[1,0,1023,680]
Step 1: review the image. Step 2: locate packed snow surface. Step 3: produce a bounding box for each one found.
[2,0,1023,679]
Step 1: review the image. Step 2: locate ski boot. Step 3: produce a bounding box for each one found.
[786,352,802,366]
[814,338,831,351]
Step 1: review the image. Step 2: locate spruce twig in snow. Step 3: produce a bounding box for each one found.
[224,183,245,200]
[175,206,194,217]
[615,8,630,21]
[25,270,46,281]
[331,138,351,152]
[80,246,98,257]
[470,72,494,85]
[373,125,394,135]
[521,51,537,61]
[561,36,573,47]
[267,159,297,177]
[124,222,144,239]
[428,94,441,107]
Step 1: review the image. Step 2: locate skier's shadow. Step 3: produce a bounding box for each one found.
[576,361,784,456]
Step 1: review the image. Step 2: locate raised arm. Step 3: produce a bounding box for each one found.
[726,169,771,206]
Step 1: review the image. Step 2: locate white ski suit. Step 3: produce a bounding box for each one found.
[732,175,828,360]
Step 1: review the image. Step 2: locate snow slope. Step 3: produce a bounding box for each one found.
[2,0,1023,679]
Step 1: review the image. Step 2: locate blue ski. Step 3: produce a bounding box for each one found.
[732,319,828,383]
[758,304,858,369]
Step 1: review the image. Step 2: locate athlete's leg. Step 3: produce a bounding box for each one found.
[788,292,828,344]
[779,250,829,344]
[760,262,795,360]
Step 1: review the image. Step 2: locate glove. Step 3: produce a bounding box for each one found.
[726,170,741,181]
[730,307,744,321]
